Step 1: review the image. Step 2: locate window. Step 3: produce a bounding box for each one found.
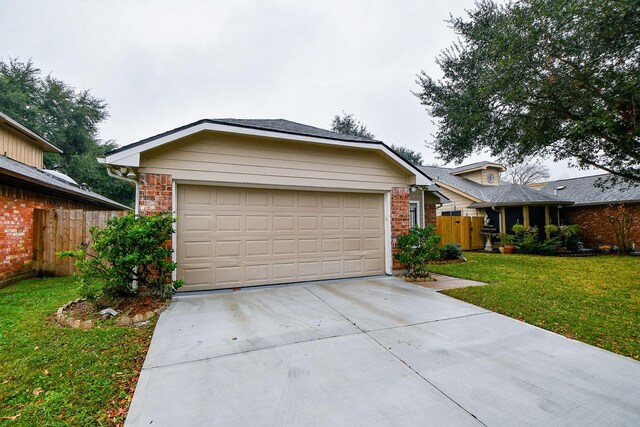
[409,201,420,228]
[441,210,462,217]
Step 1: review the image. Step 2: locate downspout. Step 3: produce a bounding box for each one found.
[106,165,139,289]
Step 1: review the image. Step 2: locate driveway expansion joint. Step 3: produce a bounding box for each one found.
[303,285,489,426]
[142,329,365,371]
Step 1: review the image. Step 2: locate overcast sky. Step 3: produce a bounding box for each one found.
[3,0,598,179]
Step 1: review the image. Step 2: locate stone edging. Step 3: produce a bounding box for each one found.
[116,309,162,326]
[55,299,165,329]
[55,299,94,329]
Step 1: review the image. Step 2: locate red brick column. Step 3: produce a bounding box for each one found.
[138,173,173,214]
[424,203,436,226]
[391,187,410,270]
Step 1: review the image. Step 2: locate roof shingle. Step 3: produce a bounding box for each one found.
[539,174,640,206]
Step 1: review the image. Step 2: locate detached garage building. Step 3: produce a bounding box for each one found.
[101,119,435,291]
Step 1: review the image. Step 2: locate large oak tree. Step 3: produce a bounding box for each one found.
[415,0,640,185]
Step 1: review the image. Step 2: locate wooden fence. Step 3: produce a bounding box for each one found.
[33,209,126,276]
[436,216,485,250]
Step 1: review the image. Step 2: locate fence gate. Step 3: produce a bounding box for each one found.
[436,216,484,250]
[32,209,126,276]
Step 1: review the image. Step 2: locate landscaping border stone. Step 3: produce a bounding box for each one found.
[55,299,166,328]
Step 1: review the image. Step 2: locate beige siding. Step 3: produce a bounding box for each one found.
[455,167,502,185]
[483,167,502,185]
[177,185,385,290]
[435,187,482,216]
[140,132,411,191]
[461,169,484,184]
[0,125,43,168]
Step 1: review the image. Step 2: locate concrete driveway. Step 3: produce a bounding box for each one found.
[126,276,640,426]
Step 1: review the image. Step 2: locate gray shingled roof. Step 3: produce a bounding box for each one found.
[0,155,129,210]
[209,118,379,142]
[420,165,572,207]
[106,118,379,156]
[539,174,640,206]
[450,161,505,174]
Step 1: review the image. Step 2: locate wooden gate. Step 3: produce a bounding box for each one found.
[33,209,126,276]
[436,216,484,250]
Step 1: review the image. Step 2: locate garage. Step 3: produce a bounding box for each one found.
[101,118,434,291]
[177,185,385,291]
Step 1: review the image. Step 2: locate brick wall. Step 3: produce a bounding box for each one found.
[561,203,640,248]
[1,184,92,287]
[138,173,173,214]
[137,173,174,264]
[391,187,410,270]
[424,203,436,225]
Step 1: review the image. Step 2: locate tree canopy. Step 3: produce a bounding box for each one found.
[390,144,424,166]
[415,0,640,185]
[330,111,424,166]
[502,160,551,185]
[330,112,376,139]
[0,59,134,205]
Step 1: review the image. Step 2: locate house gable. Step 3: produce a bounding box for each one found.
[140,131,414,191]
[0,112,61,168]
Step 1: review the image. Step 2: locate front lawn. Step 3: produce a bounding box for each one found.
[0,277,155,426]
[428,253,639,359]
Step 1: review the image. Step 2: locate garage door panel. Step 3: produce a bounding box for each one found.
[177,186,385,290]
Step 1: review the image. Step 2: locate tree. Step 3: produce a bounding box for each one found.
[415,0,640,186]
[330,111,376,139]
[0,59,134,205]
[502,160,551,184]
[390,144,424,166]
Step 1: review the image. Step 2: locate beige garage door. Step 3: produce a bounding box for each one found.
[177,185,385,291]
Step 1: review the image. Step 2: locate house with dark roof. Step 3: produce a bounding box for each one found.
[101,118,443,291]
[537,174,640,247]
[0,112,128,287]
[420,161,574,239]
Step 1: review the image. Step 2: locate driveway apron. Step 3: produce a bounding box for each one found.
[126,276,640,426]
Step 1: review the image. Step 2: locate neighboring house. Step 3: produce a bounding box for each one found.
[420,161,574,239]
[100,118,439,291]
[538,174,640,247]
[0,112,129,287]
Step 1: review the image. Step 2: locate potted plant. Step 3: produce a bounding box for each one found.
[498,233,517,254]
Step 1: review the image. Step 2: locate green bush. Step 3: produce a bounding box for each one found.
[393,225,442,276]
[512,224,541,254]
[439,243,463,260]
[76,276,104,304]
[59,212,183,300]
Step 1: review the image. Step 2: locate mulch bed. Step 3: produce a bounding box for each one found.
[58,294,168,329]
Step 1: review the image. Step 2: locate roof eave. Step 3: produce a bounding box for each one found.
[470,200,575,208]
[0,166,129,210]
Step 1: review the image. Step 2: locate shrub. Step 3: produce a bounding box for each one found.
[439,243,463,260]
[59,212,183,300]
[394,225,442,276]
[77,276,104,303]
[544,223,581,251]
[512,224,541,254]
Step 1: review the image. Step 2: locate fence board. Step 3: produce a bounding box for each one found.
[33,209,126,276]
[436,215,484,250]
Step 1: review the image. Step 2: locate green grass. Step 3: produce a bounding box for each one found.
[429,253,640,359]
[0,277,155,426]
